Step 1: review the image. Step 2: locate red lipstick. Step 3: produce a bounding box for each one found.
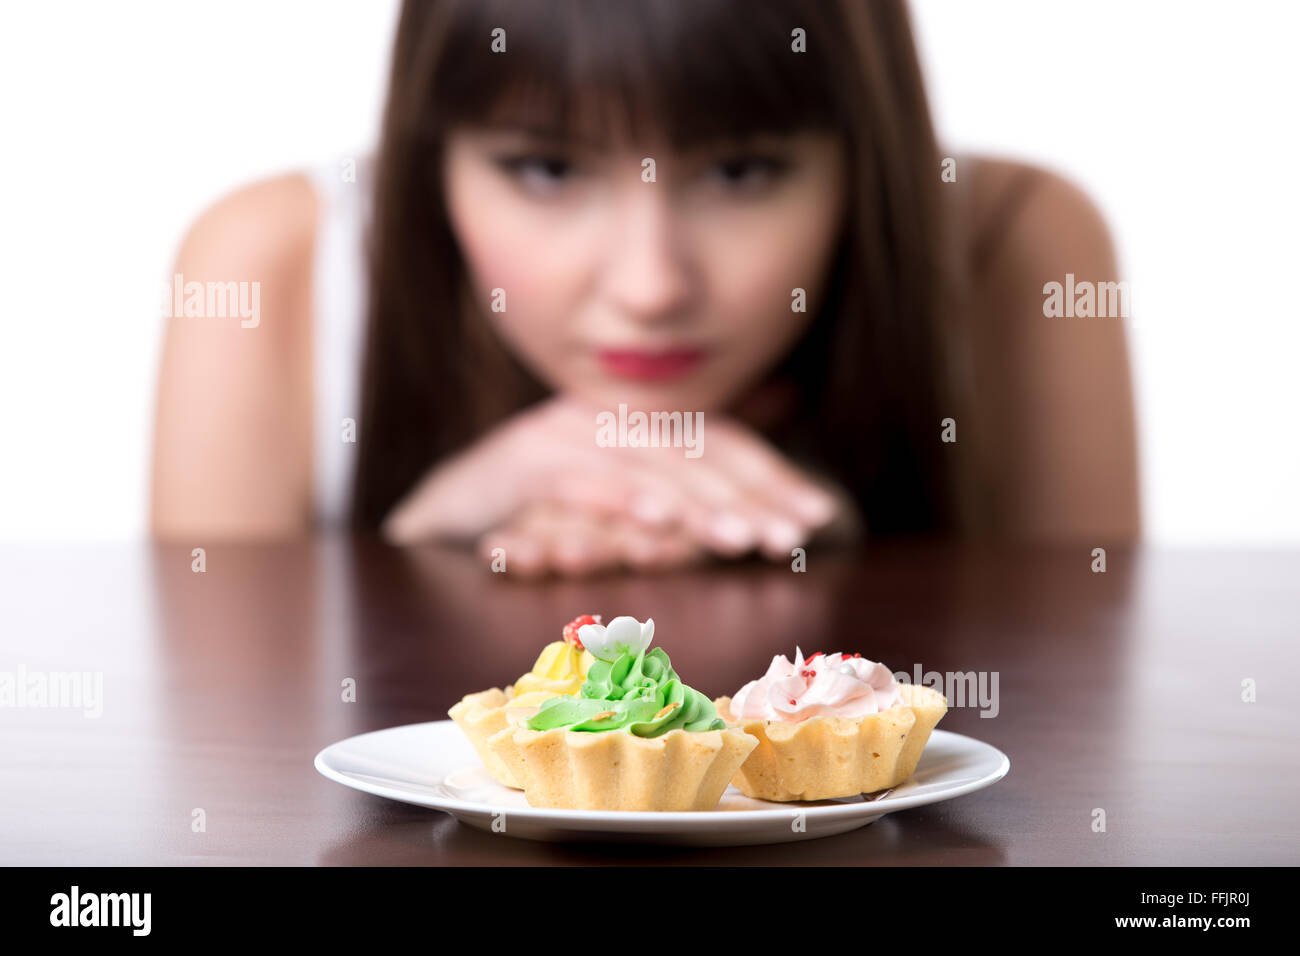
[596,347,708,381]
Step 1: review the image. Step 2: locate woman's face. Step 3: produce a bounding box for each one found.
[442,124,846,412]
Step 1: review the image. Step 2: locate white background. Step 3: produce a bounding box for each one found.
[1,0,1295,544]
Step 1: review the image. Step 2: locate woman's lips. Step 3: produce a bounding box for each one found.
[595,347,708,381]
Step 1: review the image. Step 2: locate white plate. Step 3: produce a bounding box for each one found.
[315,720,1009,846]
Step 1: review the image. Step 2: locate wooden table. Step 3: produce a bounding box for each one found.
[2,538,1296,865]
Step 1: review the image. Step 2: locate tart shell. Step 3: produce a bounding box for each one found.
[485,724,759,811]
[448,688,521,789]
[714,682,948,801]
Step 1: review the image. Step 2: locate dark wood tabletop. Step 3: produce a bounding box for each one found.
[2,537,1296,866]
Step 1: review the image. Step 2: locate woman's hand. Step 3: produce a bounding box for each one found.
[476,499,706,577]
[381,395,851,573]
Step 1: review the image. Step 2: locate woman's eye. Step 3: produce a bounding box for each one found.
[708,155,790,192]
[495,154,576,195]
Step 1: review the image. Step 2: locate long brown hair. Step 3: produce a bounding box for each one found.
[352,0,961,536]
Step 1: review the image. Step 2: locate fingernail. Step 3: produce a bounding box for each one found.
[763,518,806,554]
[630,493,674,524]
[624,536,661,564]
[792,490,835,525]
[555,539,591,561]
[710,512,756,551]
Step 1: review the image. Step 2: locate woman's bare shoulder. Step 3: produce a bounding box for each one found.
[178,172,319,293]
[962,156,1115,276]
[954,157,1139,541]
[151,173,321,539]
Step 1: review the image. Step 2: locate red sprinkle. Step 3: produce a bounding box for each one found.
[562,614,600,650]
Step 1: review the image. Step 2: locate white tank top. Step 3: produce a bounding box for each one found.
[307,160,371,529]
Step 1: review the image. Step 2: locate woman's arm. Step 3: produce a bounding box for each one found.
[965,161,1141,541]
[149,174,318,539]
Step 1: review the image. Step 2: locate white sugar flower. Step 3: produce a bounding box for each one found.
[577,616,655,662]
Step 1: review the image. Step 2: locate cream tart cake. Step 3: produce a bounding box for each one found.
[715,648,947,801]
[485,615,757,811]
[448,614,598,789]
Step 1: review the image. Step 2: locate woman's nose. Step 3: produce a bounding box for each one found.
[599,179,698,326]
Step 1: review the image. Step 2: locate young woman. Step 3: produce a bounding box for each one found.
[151,0,1139,575]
